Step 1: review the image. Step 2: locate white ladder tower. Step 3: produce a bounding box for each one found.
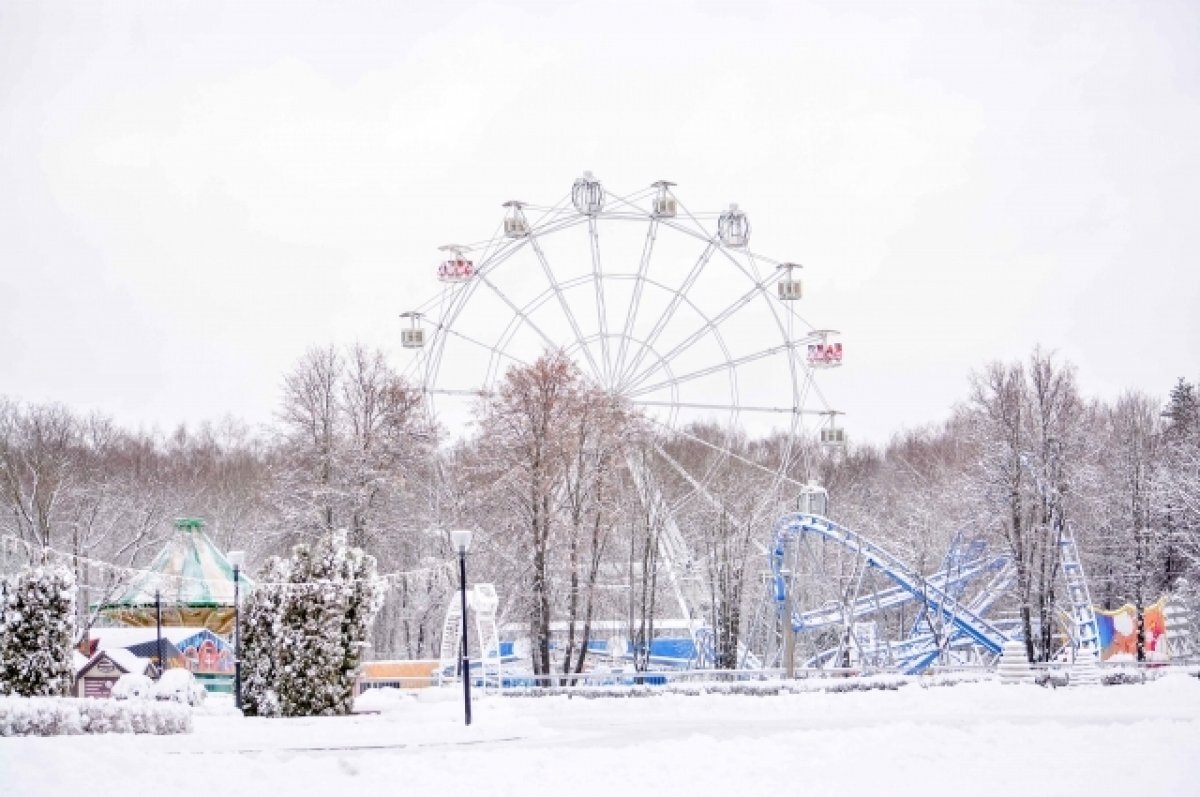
[1165,583,1195,660]
[437,582,503,690]
[1059,528,1101,658]
[469,583,502,689]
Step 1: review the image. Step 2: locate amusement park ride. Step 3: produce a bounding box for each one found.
[403,173,1104,681]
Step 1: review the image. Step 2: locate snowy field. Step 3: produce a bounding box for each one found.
[3,674,1199,797]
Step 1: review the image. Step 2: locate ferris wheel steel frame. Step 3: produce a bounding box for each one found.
[401,175,845,663]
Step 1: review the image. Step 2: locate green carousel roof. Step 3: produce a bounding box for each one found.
[105,518,254,608]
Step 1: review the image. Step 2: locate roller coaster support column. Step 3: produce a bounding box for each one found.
[783,571,797,678]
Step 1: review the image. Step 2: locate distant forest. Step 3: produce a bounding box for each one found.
[2,344,1197,669]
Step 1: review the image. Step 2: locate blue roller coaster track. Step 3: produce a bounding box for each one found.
[770,512,1015,671]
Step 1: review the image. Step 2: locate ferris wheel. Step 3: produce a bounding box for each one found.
[399,173,845,639]
[401,172,844,449]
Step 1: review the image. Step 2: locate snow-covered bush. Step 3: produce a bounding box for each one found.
[152,668,207,706]
[240,555,289,717]
[0,695,191,736]
[110,673,154,700]
[1101,668,1150,686]
[1034,670,1071,688]
[242,530,385,718]
[0,563,76,697]
[799,675,908,693]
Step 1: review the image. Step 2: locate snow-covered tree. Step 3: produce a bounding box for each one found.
[0,563,76,697]
[965,350,1093,661]
[277,536,354,716]
[242,531,385,717]
[1162,378,1200,582]
[272,344,427,550]
[267,345,436,657]
[468,352,640,678]
[239,555,290,717]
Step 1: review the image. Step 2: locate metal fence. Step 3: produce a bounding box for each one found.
[354,660,1200,696]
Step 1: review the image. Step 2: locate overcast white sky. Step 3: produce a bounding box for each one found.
[2,0,1198,445]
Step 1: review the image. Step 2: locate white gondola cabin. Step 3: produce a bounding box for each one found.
[651,180,677,218]
[776,263,803,301]
[718,203,750,248]
[797,481,829,516]
[503,200,530,238]
[820,410,846,449]
[400,312,426,348]
[572,171,605,215]
[820,427,847,447]
[437,245,475,283]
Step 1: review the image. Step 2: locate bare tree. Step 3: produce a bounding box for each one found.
[966,349,1090,661]
[0,400,79,548]
[471,352,634,678]
[273,344,426,548]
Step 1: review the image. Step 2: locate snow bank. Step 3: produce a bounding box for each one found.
[502,673,917,698]
[151,668,207,706]
[354,686,418,713]
[110,673,154,700]
[0,695,192,736]
[3,674,1197,797]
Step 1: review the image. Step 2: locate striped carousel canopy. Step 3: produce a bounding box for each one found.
[108,518,253,608]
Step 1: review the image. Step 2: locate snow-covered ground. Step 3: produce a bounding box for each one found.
[3,675,1199,797]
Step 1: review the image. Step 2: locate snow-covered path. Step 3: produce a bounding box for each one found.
[3,675,1198,797]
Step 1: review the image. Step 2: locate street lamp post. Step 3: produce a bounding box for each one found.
[228,550,246,711]
[155,589,163,674]
[450,529,473,726]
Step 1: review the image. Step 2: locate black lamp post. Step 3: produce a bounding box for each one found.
[228,550,246,710]
[155,588,163,674]
[450,529,473,726]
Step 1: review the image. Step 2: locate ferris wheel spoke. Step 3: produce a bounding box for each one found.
[626,339,797,399]
[588,217,613,385]
[650,436,790,530]
[437,324,531,370]
[423,387,490,398]
[414,176,837,523]
[648,443,726,515]
[621,279,782,392]
[612,218,660,393]
[526,235,604,382]
[633,399,816,415]
[642,414,807,489]
[615,242,717,388]
[474,272,576,372]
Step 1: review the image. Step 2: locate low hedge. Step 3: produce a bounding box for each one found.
[0,695,192,736]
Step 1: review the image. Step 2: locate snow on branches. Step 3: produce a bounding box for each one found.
[240,530,385,717]
[0,562,77,697]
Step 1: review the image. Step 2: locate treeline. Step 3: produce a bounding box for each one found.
[1,345,1197,667]
[812,352,1199,662]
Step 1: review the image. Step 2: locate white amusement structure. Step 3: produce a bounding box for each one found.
[404,173,1105,677]
[403,173,846,668]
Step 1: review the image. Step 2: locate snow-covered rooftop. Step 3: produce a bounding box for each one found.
[85,648,151,675]
[89,626,218,650]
